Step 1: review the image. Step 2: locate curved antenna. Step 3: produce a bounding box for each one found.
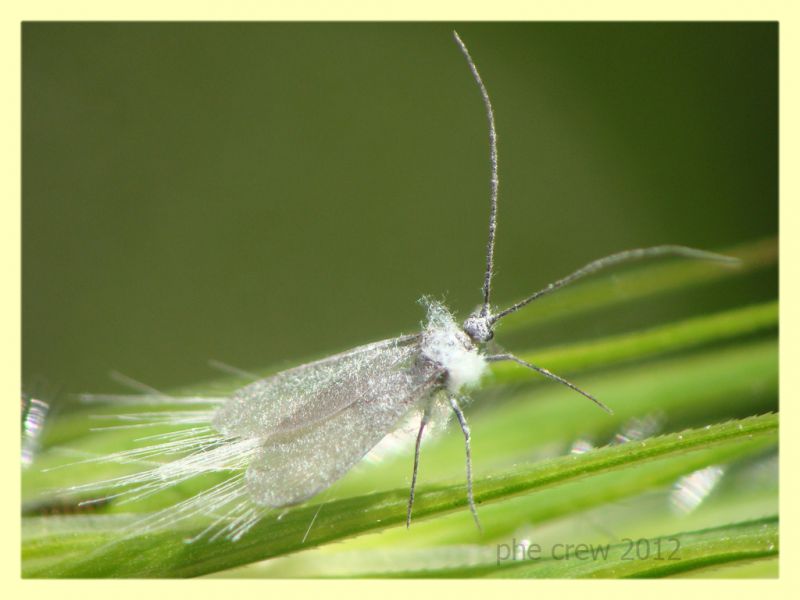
[492,245,739,323]
[453,31,498,318]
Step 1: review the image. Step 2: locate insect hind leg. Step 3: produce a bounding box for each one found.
[449,396,482,532]
[406,406,431,528]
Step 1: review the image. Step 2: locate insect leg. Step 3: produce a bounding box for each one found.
[449,396,482,531]
[406,406,432,528]
[487,353,613,414]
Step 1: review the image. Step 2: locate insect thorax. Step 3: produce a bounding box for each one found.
[419,299,488,393]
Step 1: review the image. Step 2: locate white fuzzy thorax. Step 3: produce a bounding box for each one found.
[420,300,488,393]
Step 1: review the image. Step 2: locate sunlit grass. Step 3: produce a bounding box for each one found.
[21,237,778,578]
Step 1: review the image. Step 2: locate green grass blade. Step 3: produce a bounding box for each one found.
[488,516,778,578]
[21,259,778,578]
[281,517,778,579]
[23,413,776,577]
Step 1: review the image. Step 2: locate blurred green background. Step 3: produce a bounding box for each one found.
[22,22,777,399]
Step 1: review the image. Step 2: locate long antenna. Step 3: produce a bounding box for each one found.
[492,245,739,323]
[453,31,498,318]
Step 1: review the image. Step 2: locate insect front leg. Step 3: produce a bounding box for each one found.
[486,353,613,414]
[449,395,482,531]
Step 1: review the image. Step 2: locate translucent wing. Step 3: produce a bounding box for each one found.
[244,368,443,507]
[212,334,421,439]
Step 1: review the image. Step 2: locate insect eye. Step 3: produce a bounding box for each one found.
[463,315,493,343]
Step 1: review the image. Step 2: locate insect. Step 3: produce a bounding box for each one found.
[64,31,735,540]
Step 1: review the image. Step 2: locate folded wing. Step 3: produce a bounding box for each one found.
[211,333,444,506]
[212,334,422,439]
[245,368,442,507]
